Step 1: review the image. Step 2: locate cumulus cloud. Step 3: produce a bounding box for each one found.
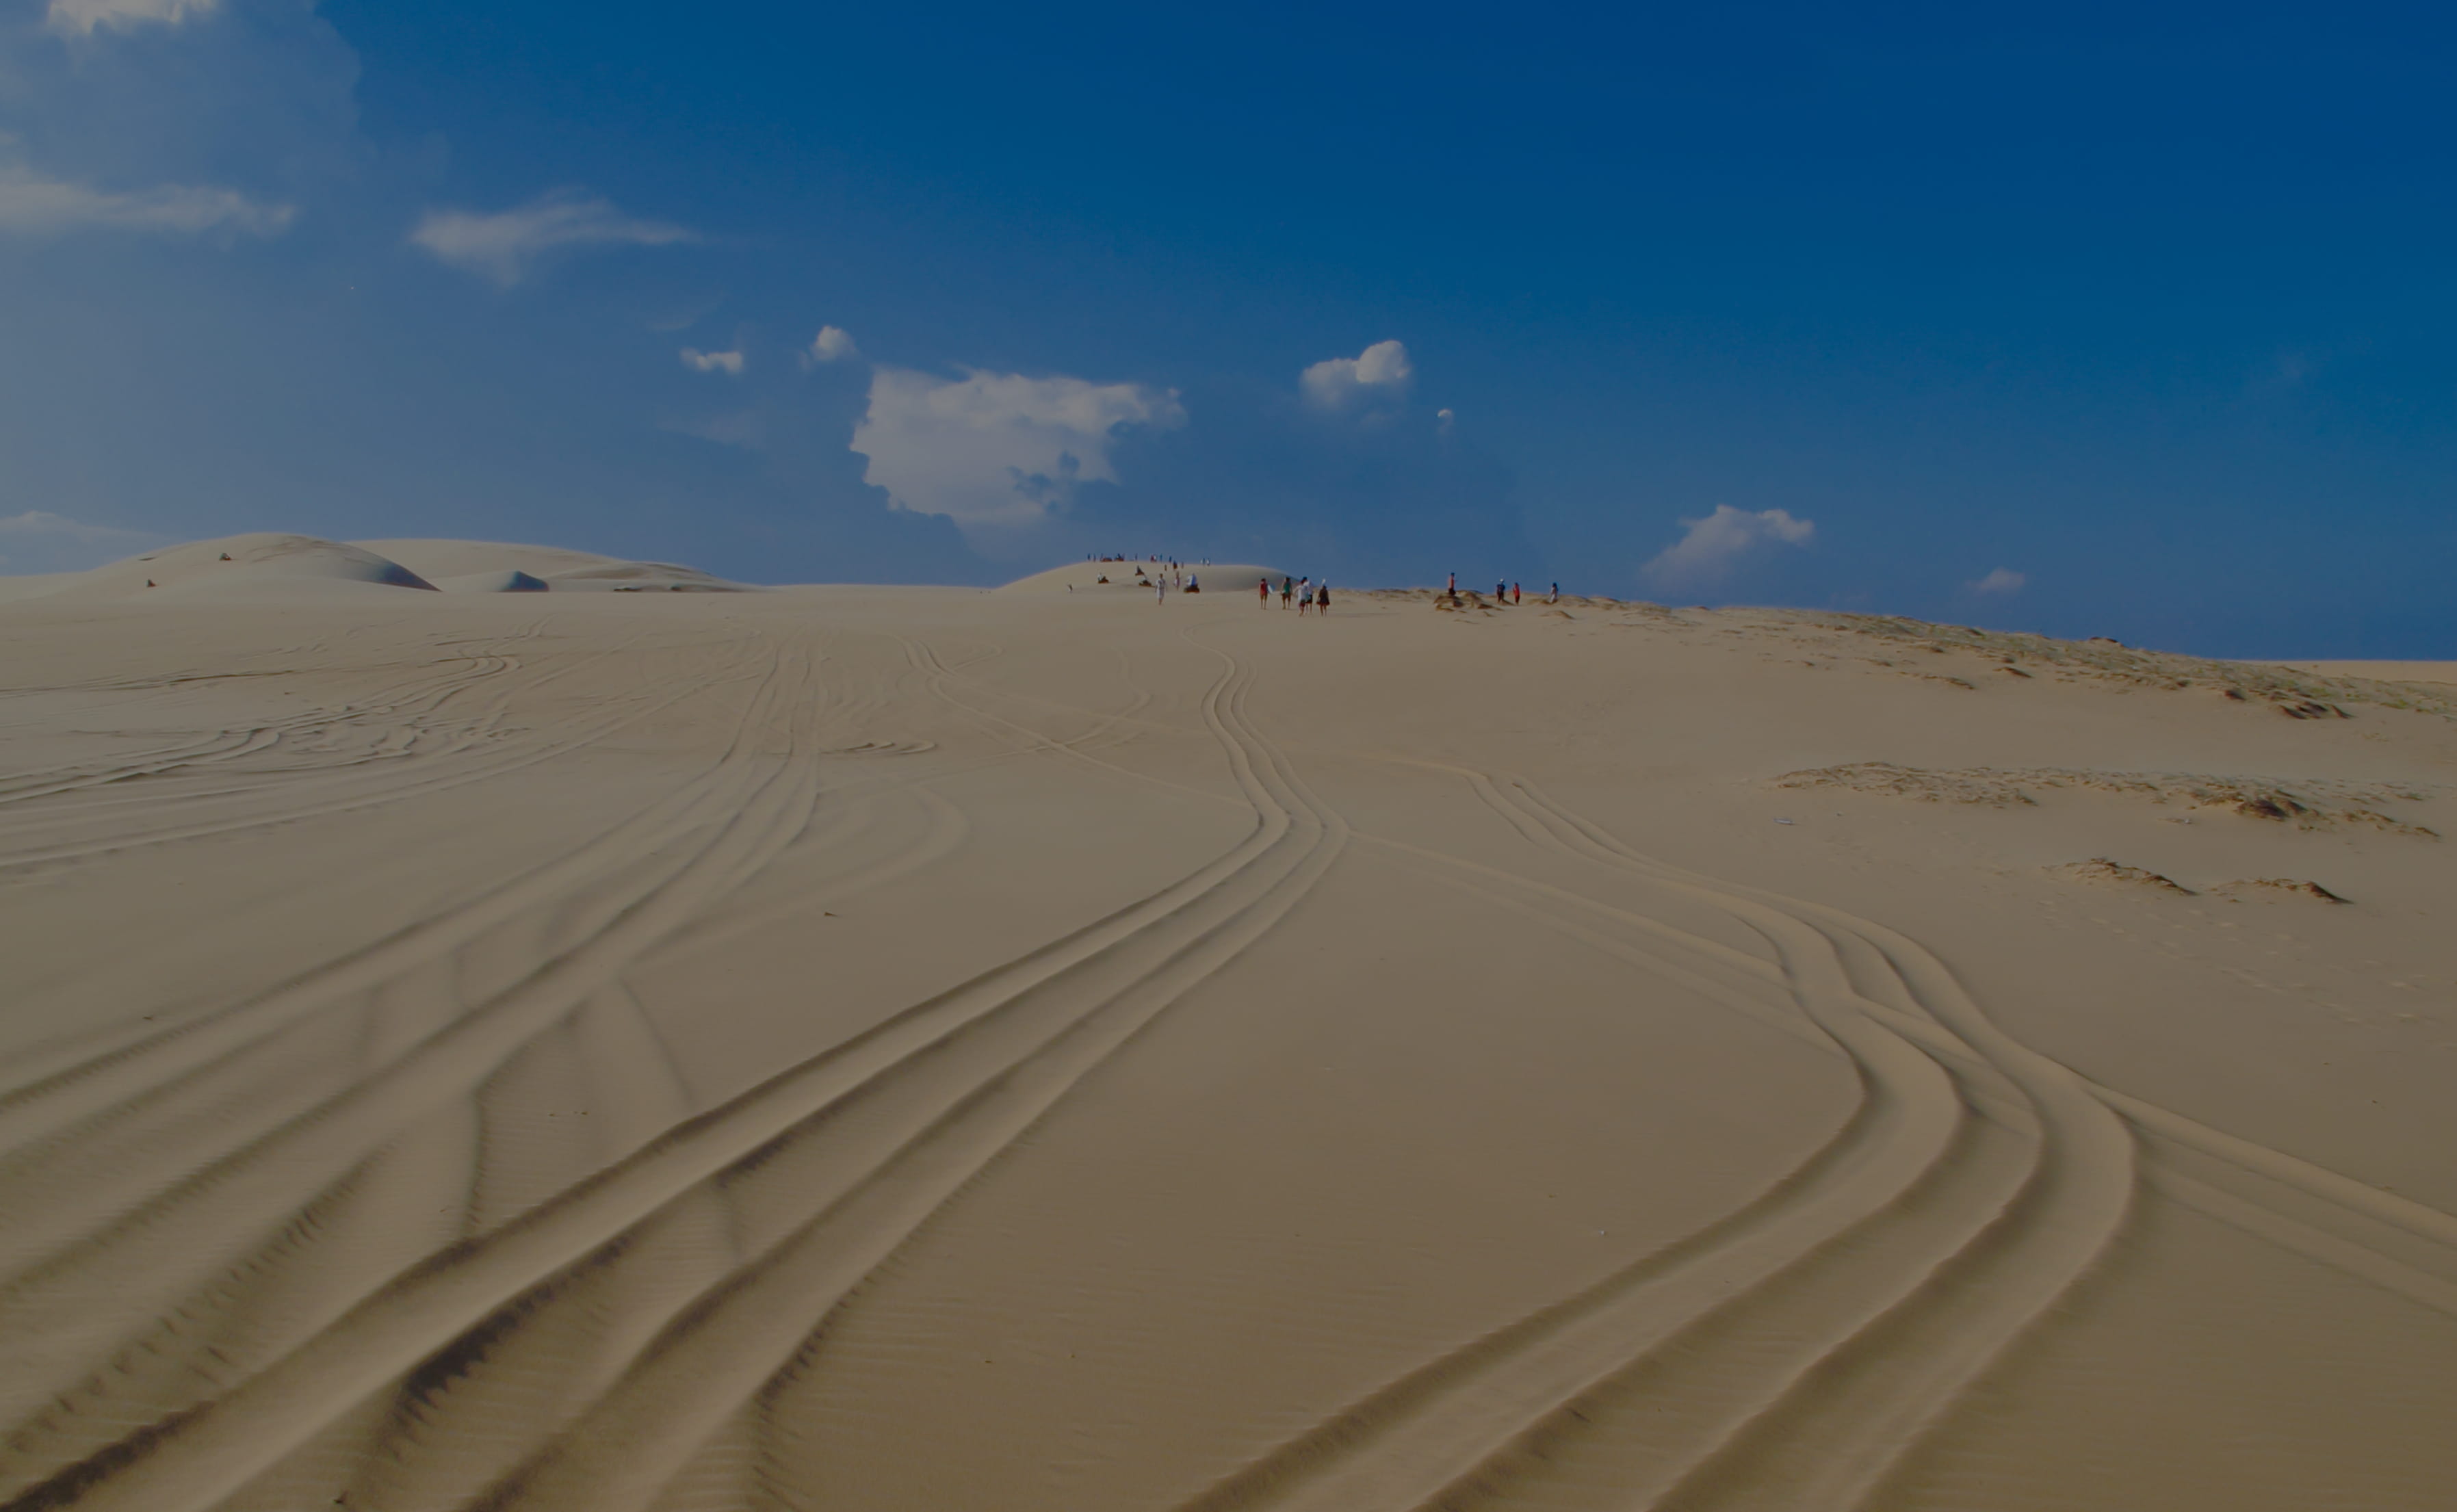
[1301,339,1414,411]
[409,190,696,287]
[1641,504,1815,590]
[803,325,857,365]
[0,510,157,572]
[44,0,218,34]
[679,348,744,376]
[0,164,293,238]
[1967,566,2026,596]
[851,367,1186,535]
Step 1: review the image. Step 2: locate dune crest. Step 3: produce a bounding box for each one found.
[361,539,756,592]
[0,532,439,602]
[997,561,1287,595]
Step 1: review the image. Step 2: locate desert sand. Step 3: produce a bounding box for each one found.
[1,535,2453,1512]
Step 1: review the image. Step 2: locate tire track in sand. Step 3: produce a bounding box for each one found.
[0,623,686,876]
[1173,766,2131,1512]
[0,642,820,1483]
[0,618,547,816]
[1414,779,2456,1511]
[458,639,1346,1512]
[1425,776,2133,1512]
[0,629,762,1118]
[1,642,1344,1512]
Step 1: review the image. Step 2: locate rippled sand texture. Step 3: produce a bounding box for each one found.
[3,562,2454,1511]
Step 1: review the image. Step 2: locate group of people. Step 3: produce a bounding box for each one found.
[1110,558,1201,600]
[1258,575,1331,614]
[1443,572,1559,606]
[1091,557,1564,616]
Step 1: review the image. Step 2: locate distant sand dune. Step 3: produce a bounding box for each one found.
[996,561,1287,595]
[1,549,2452,1511]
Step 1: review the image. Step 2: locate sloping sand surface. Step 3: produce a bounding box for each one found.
[1,562,2452,1511]
[0,534,440,603]
[998,561,1288,595]
[359,539,756,592]
[2279,659,2457,688]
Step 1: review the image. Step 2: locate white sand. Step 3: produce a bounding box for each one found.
[2,538,2452,1511]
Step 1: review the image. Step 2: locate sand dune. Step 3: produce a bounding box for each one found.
[357,539,757,593]
[0,552,2452,1511]
[0,533,441,604]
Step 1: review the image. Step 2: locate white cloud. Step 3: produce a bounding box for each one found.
[679,348,744,376]
[0,164,293,239]
[1967,566,2026,596]
[803,325,858,365]
[1641,504,1816,590]
[409,190,696,287]
[44,0,218,35]
[851,367,1186,534]
[0,510,157,573]
[1301,339,1414,411]
[0,509,149,543]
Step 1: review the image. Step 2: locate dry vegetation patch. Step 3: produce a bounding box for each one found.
[1772,761,2437,835]
[1746,609,2457,718]
[2213,878,2352,904]
[2048,858,2196,894]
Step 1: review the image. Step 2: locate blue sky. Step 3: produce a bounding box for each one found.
[1,1,2452,655]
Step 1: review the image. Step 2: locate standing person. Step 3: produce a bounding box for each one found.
[1280,577,1294,610]
[1316,581,1331,615]
[1513,582,1522,605]
[1258,575,1270,605]
[1155,576,1167,605]
[1447,571,1457,593]
[1298,581,1313,616]
[1496,579,1507,601]
[1549,582,1559,603]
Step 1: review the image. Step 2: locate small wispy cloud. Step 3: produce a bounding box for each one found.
[803,325,858,366]
[0,509,151,544]
[409,189,696,287]
[661,410,762,449]
[0,164,293,239]
[1641,504,1815,591]
[679,348,744,376]
[44,0,218,35]
[0,510,158,572]
[1301,339,1414,412]
[1966,567,2026,597]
